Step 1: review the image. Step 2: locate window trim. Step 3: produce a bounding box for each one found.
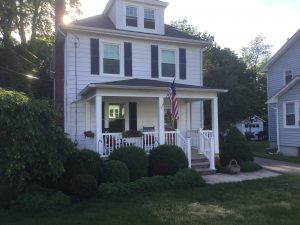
[284,70,293,85]
[159,47,179,80]
[283,101,300,128]
[101,41,124,76]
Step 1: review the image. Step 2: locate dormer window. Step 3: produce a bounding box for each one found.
[285,70,293,84]
[126,6,138,27]
[144,8,155,29]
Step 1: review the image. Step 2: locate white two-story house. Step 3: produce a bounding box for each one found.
[263,29,300,156]
[55,0,226,168]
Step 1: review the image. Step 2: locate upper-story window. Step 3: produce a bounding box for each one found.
[126,6,138,27]
[161,49,175,78]
[103,43,120,74]
[144,8,155,29]
[285,70,293,84]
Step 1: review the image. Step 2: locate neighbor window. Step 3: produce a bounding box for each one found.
[126,6,138,27]
[285,70,293,84]
[109,104,125,132]
[286,102,295,126]
[144,8,155,29]
[161,50,175,77]
[103,44,120,74]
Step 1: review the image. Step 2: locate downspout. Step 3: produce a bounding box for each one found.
[276,105,280,153]
[74,35,80,145]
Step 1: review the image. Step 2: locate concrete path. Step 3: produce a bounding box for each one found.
[255,157,300,175]
[203,169,280,184]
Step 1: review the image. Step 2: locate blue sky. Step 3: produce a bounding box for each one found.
[68,0,300,55]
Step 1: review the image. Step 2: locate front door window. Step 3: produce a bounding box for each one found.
[109,104,125,132]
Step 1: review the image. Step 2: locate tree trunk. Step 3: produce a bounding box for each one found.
[17,0,27,44]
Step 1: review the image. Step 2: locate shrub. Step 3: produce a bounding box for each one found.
[13,191,71,211]
[70,174,98,200]
[109,147,148,181]
[240,161,262,172]
[102,160,130,183]
[0,89,75,189]
[220,127,253,167]
[98,169,205,198]
[245,131,255,141]
[149,145,188,176]
[60,149,103,192]
[0,184,17,209]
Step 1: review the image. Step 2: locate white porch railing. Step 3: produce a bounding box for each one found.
[97,130,192,168]
[188,129,215,170]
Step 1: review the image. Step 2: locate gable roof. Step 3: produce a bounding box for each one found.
[69,14,204,41]
[79,78,228,96]
[266,76,300,103]
[262,29,300,72]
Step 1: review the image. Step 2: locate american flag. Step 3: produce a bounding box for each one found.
[167,80,179,121]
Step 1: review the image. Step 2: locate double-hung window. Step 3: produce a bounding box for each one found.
[126,6,138,27]
[285,70,293,84]
[103,44,120,75]
[285,102,296,126]
[144,8,155,29]
[161,50,175,78]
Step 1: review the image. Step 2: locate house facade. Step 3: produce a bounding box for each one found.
[235,115,265,139]
[55,0,226,168]
[263,29,300,156]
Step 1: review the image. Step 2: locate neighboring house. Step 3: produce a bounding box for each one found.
[236,115,265,139]
[54,0,226,168]
[262,29,300,156]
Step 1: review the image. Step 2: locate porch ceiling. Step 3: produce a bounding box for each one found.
[80,78,227,99]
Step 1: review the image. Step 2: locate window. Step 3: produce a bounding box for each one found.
[103,44,120,74]
[285,70,293,84]
[161,50,175,77]
[126,6,138,27]
[144,8,155,29]
[109,104,125,132]
[286,102,295,126]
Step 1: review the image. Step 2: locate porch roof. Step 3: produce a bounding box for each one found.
[80,78,227,96]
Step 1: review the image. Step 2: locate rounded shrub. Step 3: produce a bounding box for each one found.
[149,145,188,176]
[70,174,98,200]
[220,127,253,167]
[240,161,262,172]
[102,160,130,183]
[109,147,148,181]
[60,149,103,192]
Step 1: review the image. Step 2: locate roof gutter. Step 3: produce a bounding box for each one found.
[63,24,211,47]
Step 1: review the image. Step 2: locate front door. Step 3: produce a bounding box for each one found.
[108,104,125,132]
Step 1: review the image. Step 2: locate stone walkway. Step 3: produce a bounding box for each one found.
[255,157,300,175]
[202,169,280,184]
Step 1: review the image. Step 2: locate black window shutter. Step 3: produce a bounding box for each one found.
[151,45,159,78]
[129,102,137,130]
[124,42,132,77]
[179,48,186,80]
[102,101,105,131]
[90,39,99,75]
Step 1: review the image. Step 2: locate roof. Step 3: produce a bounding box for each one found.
[70,14,203,41]
[266,76,300,104]
[80,78,228,95]
[262,29,300,72]
[238,115,266,123]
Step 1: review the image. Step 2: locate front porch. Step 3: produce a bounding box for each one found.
[77,79,227,170]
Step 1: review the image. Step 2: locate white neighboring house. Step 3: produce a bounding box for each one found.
[54,0,227,169]
[235,116,265,139]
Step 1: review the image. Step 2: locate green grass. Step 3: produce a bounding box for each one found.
[2,175,300,225]
[248,141,300,164]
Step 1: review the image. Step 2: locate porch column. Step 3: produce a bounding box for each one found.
[95,95,103,155]
[211,97,219,154]
[158,97,165,145]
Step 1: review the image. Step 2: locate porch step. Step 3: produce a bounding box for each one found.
[194,168,216,175]
[191,161,210,169]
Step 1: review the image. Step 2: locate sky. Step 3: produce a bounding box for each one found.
[71,0,300,55]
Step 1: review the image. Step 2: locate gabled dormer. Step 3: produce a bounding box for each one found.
[103,0,169,35]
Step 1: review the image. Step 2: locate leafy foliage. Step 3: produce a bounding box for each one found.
[102,160,130,183]
[0,184,17,209]
[240,161,262,172]
[149,145,188,176]
[109,147,149,181]
[98,169,205,198]
[70,174,98,200]
[0,89,75,190]
[220,127,253,167]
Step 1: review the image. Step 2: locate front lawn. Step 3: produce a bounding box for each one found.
[2,175,300,225]
[248,141,300,164]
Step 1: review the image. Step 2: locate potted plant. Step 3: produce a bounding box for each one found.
[122,130,143,138]
[84,130,95,138]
